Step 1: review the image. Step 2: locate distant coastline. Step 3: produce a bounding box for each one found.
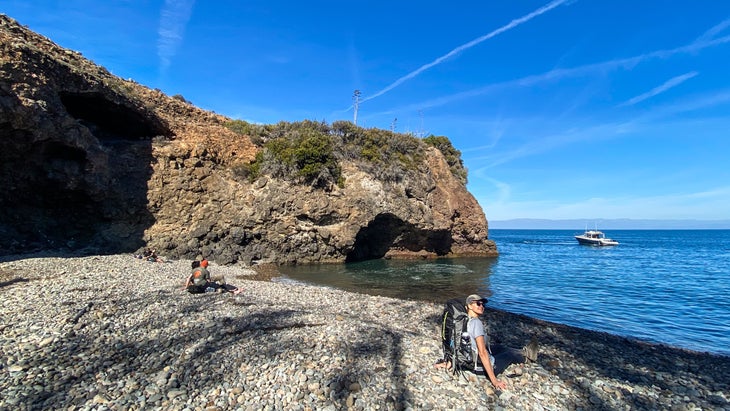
[489,218,730,230]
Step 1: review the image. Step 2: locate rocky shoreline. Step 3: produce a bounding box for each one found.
[1,254,728,411]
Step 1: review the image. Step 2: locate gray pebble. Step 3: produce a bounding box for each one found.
[0,254,727,411]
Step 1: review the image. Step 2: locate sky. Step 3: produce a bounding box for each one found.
[3,0,730,223]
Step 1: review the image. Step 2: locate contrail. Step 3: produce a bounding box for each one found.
[694,16,730,43]
[371,33,730,116]
[157,0,196,72]
[620,71,699,107]
[361,0,571,103]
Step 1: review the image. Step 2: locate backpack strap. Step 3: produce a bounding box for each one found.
[484,319,492,355]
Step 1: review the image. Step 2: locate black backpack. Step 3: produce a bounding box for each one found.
[440,298,477,374]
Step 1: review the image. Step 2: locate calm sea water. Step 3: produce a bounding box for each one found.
[277,230,730,356]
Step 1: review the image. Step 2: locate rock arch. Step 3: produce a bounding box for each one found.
[346,213,453,262]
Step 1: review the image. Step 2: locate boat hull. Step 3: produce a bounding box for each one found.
[575,230,619,246]
[575,236,602,246]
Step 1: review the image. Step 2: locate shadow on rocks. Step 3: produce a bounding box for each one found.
[479,308,730,410]
[326,327,411,410]
[16,294,416,411]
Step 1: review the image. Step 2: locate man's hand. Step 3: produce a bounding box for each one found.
[492,379,507,390]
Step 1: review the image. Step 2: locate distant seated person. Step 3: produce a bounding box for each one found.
[135,248,164,263]
[184,259,243,295]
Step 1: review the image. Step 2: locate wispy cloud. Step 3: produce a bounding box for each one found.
[361,0,571,104]
[468,122,623,169]
[619,71,699,107]
[649,88,730,117]
[482,176,512,203]
[480,185,730,220]
[694,16,730,43]
[465,88,730,172]
[377,32,730,116]
[157,0,195,72]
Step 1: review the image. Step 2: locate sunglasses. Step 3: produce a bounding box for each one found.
[472,301,484,307]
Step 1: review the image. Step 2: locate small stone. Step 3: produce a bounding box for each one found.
[92,394,108,404]
[38,337,54,347]
[0,253,721,411]
[499,391,513,402]
[167,389,185,399]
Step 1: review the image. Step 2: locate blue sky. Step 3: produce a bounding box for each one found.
[3,0,730,222]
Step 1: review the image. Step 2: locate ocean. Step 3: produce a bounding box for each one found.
[277,229,730,357]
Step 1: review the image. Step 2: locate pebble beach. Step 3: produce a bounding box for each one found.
[1,254,728,411]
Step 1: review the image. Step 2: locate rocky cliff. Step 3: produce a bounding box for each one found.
[0,14,497,264]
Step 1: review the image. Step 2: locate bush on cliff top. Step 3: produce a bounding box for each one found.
[225,119,466,187]
[254,122,342,189]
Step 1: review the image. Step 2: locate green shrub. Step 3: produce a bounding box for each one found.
[224,120,267,145]
[338,125,423,175]
[172,94,191,104]
[230,160,257,181]
[231,119,466,188]
[250,125,341,189]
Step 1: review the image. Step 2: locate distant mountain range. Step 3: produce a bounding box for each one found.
[489,218,730,230]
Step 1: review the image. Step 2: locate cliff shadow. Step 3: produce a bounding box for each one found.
[0,91,171,258]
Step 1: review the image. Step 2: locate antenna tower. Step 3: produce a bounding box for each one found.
[353,90,361,125]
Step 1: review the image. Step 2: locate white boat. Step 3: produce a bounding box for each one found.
[575,230,619,246]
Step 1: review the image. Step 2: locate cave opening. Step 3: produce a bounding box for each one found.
[59,92,170,141]
[346,213,455,263]
[346,214,405,262]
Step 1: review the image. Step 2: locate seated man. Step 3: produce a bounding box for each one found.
[436,294,538,389]
[465,294,538,390]
[184,259,243,294]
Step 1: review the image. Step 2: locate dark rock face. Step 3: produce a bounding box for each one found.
[0,14,497,263]
[0,17,173,253]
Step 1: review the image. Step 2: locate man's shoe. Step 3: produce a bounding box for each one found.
[523,337,539,362]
